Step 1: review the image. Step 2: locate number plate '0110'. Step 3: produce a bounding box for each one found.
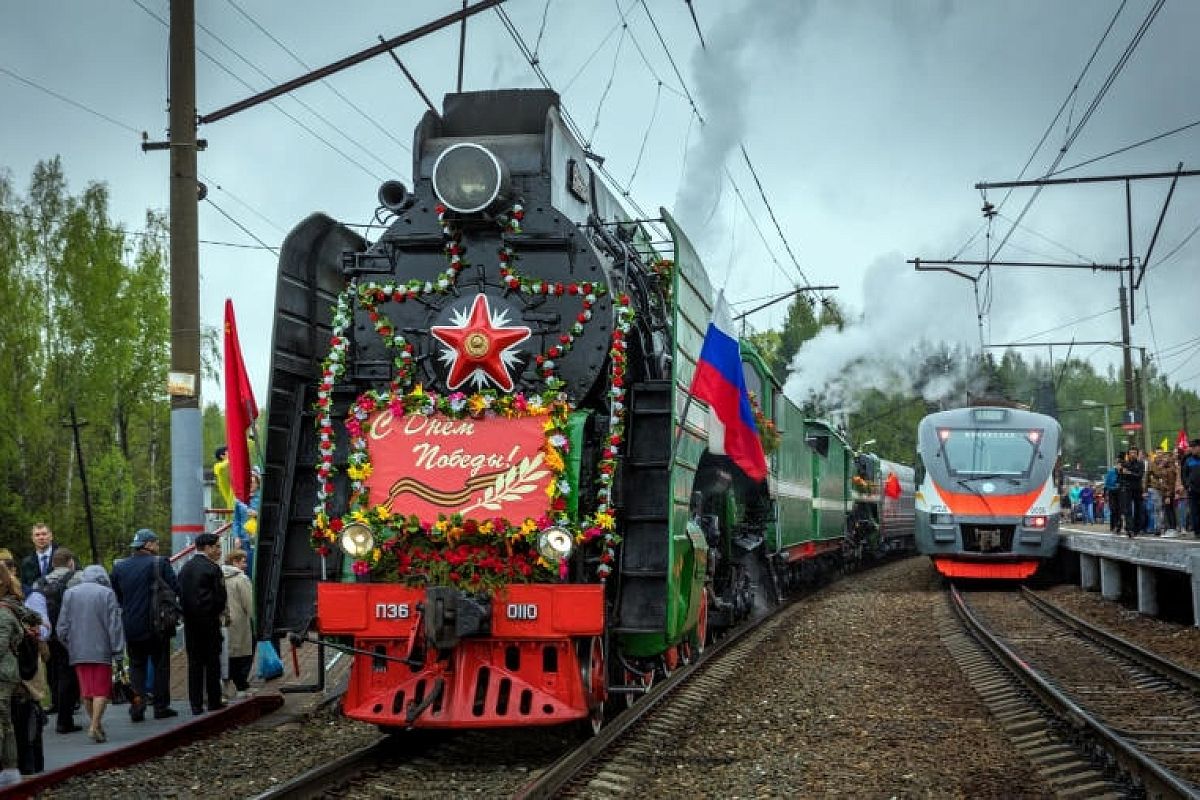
[375,603,411,620]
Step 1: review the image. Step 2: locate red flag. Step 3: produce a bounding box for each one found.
[224,299,259,503]
[1179,429,1191,451]
[884,472,902,500]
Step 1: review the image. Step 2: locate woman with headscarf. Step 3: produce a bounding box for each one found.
[0,561,39,785]
[56,565,125,743]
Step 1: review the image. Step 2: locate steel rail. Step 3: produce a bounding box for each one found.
[1020,587,1200,694]
[950,586,1199,800]
[512,596,805,800]
[249,735,392,800]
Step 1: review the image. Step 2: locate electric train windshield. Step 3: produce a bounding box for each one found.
[937,429,1042,477]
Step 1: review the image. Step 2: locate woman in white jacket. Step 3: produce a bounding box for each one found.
[57,565,124,742]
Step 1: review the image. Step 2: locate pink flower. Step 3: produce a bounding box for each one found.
[351,559,370,576]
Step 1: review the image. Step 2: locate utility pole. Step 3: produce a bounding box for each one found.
[167,0,205,556]
[1118,281,1136,438]
[62,405,99,565]
[1139,347,1152,454]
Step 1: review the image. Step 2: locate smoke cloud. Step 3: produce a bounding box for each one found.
[673,0,813,246]
[783,252,985,418]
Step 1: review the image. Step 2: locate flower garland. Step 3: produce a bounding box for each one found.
[747,391,781,457]
[308,203,636,588]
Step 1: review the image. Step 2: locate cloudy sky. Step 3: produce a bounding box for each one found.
[3,0,1197,411]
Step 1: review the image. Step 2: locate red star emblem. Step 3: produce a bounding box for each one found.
[430,294,531,392]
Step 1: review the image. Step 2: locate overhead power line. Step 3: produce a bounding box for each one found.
[224,0,412,154]
[0,64,141,135]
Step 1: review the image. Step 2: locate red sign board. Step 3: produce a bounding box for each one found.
[1121,422,1142,432]
[364,412,552,522]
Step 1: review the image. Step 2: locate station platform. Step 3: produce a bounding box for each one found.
[1059,523,1200,626]
[2,636,348,798]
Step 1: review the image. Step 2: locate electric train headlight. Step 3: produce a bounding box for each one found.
[431,142,510,213]
[536,526,574,562]
[339,522,375,558]
[1023,515,1047,529]
[932,513,954,525]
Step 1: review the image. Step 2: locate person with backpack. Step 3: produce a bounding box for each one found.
[111,529,180,721]
[0,560,40,787]
[56,566,125,743]
[28,548,81,734]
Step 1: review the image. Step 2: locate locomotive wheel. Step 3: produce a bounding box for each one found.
[577,636,606,736]
[622,665,653,708]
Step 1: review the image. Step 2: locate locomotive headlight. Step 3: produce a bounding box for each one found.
[339,522,375,558]
[431,142,510,213]
[536,526,574,562]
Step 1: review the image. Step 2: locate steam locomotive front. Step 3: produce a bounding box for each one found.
[310,89,642,730]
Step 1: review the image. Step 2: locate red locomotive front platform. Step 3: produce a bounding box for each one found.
[318,582,606,728]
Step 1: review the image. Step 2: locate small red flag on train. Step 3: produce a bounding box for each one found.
[884,472,902,499]
[1179,429,1191,451]
[224,299,259,503]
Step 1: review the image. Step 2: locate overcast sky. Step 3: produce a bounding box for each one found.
[2,0,1197,411]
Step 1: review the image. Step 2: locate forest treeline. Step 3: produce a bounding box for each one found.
[3,159,1196,564]
[751,294,1200,471]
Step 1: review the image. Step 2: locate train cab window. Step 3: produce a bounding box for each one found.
[805,431,830,457]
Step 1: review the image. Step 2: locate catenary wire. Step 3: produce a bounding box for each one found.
[949,0,1128,260]
[626,81,663,190]
[128,0,386,183]
[1047,117,1200,177]
[0,65,141,135]
[224,0,412,154]
[1010,306,1120,343]
[991,0,1164,260]
[493,4,669,242]
[587,19,628,146]
[204,197,280,256]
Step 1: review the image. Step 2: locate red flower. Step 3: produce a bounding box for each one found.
[330,518,344,532]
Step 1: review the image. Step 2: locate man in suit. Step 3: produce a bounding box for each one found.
[19,523,59,595]
[179,533,227,714]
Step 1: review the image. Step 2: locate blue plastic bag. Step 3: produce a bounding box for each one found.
[256,640,284,680]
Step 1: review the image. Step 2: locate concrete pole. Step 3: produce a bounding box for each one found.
[169,0,205,556]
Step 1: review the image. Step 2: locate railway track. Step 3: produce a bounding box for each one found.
[249,555,875,799]
[946,585,1200,799]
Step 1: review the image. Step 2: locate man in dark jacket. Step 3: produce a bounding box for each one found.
[111,528,180,721]
[1183,439,1200,536]
[179,533,227,714]
[19,523,59,595]
[1118,447,1146,536]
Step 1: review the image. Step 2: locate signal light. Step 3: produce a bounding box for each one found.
[1028,430,1042,443]
[937,428,950,442]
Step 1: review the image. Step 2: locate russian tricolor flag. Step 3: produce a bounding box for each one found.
[690,292,768,482]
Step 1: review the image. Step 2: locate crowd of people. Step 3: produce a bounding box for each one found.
[1083,438,1200,537]
[0,520,260,787]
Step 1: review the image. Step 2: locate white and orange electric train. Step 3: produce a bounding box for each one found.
[914,405,1062,580]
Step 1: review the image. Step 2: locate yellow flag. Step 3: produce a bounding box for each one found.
[1160,437,1169,453]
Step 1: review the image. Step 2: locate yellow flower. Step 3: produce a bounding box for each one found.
[411,383,426,398]
[594,511,615,530]
[346,462,373,481]
[546,481,559,499]
[468,394,488,415]
[375,504,391,521]
[349,509,368,524]
[479,520,494,535]
[520,518,537,535]
[434,518,449,533]
[544,449,565,472]
[371,547,381,563]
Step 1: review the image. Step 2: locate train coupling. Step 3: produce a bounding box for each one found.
[424,587,492,649]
